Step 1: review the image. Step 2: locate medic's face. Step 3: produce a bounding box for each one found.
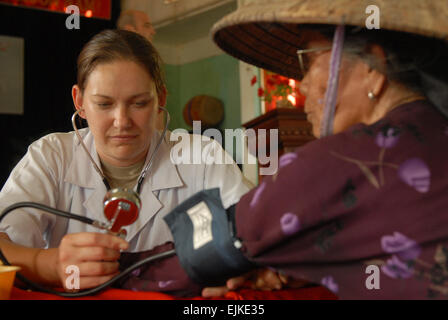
[299,38,374,138]
[73,60,159,167]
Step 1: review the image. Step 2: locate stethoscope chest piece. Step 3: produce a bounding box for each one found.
[103,188,141,235]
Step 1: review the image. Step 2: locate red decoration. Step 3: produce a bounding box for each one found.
[251,70,306,112]
[250,75,257,86]
[0,0,111,20]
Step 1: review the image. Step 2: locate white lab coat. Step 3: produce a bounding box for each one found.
[0,128,251,252]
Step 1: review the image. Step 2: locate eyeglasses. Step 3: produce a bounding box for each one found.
[296,47,332,79]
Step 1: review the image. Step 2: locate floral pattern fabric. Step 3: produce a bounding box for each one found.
[235,100,448,299]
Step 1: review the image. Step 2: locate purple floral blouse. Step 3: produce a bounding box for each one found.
[235,100,448,299]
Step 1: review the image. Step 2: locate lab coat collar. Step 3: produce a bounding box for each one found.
[143,130,184,192]
[64,128,184,244]
[64,128,102,190]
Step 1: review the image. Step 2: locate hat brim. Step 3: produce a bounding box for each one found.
[211,0,448,79]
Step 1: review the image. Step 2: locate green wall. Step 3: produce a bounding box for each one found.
[164,54,241,132]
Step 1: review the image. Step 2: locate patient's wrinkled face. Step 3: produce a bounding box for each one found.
[79,60,159,167]
[299,38,376,138]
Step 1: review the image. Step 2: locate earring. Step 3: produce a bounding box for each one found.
[368,91,376,100]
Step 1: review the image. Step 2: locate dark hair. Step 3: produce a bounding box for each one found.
[313,25,448,117]
[76,29,165,98]
[339,27,448,95]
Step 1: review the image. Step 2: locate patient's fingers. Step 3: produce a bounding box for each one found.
[253,269,282,290]
[226,275,247,290]
[201,286,229,298]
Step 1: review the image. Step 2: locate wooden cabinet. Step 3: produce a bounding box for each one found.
[242,108,315,179]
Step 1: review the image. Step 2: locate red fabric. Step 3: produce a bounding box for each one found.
[10,285,337,300]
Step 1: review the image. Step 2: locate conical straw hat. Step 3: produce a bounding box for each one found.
[211,0,448,79]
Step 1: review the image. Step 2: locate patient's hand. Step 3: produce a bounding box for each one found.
[201,268,306,298]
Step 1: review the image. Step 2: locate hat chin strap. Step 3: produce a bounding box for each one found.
[320,24,345,137]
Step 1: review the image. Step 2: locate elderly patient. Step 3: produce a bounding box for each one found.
[190,0,448,299]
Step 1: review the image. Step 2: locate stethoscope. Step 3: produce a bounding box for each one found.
[0,106,178,297]
[70,107,170,237]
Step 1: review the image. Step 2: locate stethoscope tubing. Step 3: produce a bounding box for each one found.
[0,107,176,297]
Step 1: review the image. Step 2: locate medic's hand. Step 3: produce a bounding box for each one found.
[56,232,129,291]
[201,268,289,298]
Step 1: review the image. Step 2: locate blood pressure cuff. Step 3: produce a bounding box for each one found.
[163,188,255,287]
